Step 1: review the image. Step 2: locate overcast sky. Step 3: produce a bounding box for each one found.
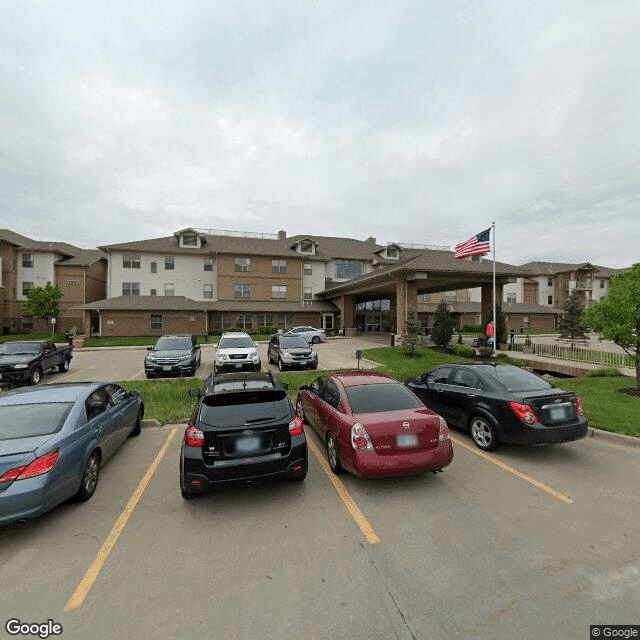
[1,1,638,268]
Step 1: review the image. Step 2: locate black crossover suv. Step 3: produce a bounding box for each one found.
[180,371,308,498]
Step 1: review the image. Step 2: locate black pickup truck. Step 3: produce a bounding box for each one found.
[0,340,74,386]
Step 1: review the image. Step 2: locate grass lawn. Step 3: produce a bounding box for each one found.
[83,332,276,348]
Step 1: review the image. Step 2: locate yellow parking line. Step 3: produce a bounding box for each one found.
[450,435,574,505]
[64,428,178,611]
[307,436,380,544]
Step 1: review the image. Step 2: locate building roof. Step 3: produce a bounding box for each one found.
[55,249,107,267]
[518,261,622,277]
[0,229,80,257]
[417,301,563,315]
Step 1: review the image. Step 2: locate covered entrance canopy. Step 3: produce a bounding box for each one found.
[316,249,528,333]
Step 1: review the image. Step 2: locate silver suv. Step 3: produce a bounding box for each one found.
[214,332,261,373]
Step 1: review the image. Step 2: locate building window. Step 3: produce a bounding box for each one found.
[212,314,233,332]
[150,289,157,296]
[203,284,213,299]
[204,257,213,272]
[234,284,251,299]
[418,293,430,302]
[123,282,140,296]
[547,277,553,287]
[548,295,553,305]
[323,315,334,330]
[22,282,34,297]
[600,279,605,288]
[22,253,34,268]
[235,315,252,329]
[164,283,174,296]
[123,254,140,269]
[150,314,163,331]
[151,262,157,273]
[272,259,287,273]
[303,263,312,275]
[387,247,398,258]
[335,260,364,279]
[257,315,275,328]
[182,234,197,247]
[300,241,314,254]
[272,285,287,299]
[506,293,516,303]
[22,316,34,329]
[165,256,175,270]
[303,287,312,300]
[235,257,251,272]
[257,314,293,329]
[188,313,196,322]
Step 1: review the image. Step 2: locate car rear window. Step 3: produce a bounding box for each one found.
[218,337,253,349]
[346,383,423,414]
[487,366,553,391]
[198,390,291,427]
[0,402,73,440]
[155,337,192,350]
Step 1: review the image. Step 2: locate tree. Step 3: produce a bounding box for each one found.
[484,304,507,348]
[582,263,640,390]
[21,283,63,327]
[558,289,589,346]
[431,301,455,347]
[402,306,422,356]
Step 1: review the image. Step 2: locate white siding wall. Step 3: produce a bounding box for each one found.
[17,251,58,300]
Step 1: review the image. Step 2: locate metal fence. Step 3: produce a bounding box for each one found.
[512,341,633,368]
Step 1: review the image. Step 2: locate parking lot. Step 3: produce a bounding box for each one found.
[1,339,638,640]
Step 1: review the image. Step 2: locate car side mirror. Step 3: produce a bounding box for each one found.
[188,389,201,398]
[299,384,309,391]
[147,346,152,351]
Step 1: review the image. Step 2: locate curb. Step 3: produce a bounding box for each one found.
[588,427,640,449]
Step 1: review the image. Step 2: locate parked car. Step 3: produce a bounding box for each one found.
[144,334,201,379]
[296,371,453,478]
[213,332,261,373]
[0,382,144,526]
[283,326,326,344]
[267,334,318,371]
[180,371,307,499]
[405,363,588,451]
[0,340,73,386]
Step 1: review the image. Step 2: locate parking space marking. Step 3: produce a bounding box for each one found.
[307,435,380,544]
[56,364,97,381]
[129,369,145,380]
[450,436,575,504]
[64,427,178,611]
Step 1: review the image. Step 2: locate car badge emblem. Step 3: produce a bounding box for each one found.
[403,421,410,429]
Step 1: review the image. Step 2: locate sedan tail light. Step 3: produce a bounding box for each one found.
[0,449,60,484]
[576,397,583,417]
[509,401,539,425]
[351,423,373,451]
[184,426,205,447]
[289,416,304,437]
[438,416,450,442]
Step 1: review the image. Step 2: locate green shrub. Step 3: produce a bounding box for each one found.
[462,324,482,333]
[585,367,623,377]
[452,344,475,358]
[495,353,527,367]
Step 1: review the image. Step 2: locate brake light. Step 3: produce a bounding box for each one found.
[509,401,539,425]
[438,416,450,442]
[289,416,304,437]
[351,423,373,451]
[0,449,60,484]
[576,397,583,417]
[184,426,205,447]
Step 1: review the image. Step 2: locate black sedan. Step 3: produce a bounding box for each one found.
[406,363,588,451]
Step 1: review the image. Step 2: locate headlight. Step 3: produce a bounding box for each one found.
[282,352,293,360]
[145,357,157,364]
[178,355,190,362]
[249,349,258,358]
[217,353,228,361]
[14,363,29,369]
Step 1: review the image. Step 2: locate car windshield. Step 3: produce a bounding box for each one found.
[218,337,253,349]
[346,382,423,414]
[0,402,73,440]
[0,342,41,355]
[155,337,192,350]
[483,366,554,391]
[280,337,309,349]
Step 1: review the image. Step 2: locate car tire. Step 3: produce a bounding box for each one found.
[28,367,42,386]
[278,358,285,372]
[469,415,498,451]
[327,433,343,474]
[296,397,306,423]
[312,336,321,344]
[58,358,70,373]
[129,410,142,437]
[74,452,100,501]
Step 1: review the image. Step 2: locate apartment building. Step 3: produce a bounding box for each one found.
[0,230,107,335]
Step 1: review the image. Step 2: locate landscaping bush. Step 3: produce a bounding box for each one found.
[462,324,482,333]
[585,367,623,377]
[452,344,475,358]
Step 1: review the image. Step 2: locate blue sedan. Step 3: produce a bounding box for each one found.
[0,382,144,527]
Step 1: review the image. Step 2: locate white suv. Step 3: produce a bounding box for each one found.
[214,332,261,373]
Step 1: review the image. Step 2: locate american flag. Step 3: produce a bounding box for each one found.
[454,227,491,259]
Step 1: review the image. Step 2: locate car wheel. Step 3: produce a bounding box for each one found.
[129,409,142,437]
[327,433,343,474]
[75,452,100,501]
[296,398,306,423]
[28,367,42,386]
[278,358,285,372]
[58,358,70,373]
[312,336,321,344]
[470,415,498,451]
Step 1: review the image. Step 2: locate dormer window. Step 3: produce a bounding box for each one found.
[182,234,198,247]
[300,241,314,254]
[386,247,398,258]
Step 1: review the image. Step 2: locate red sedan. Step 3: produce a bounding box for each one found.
[295,371,453,478]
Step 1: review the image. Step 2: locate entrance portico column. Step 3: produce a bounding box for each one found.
[394,281,417,334]
[480,283,504,324]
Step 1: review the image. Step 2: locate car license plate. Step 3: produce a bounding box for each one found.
[162,365,172,371]
[397,434,418,448]
[236,436,261,453]
[234,363,243,369]
[549,406,568,421]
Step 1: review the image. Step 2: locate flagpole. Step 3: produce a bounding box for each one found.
[492,221,496,353]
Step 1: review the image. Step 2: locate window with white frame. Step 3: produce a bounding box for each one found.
[165,256,175,270]
[335,260,364,279]
[123,254,141,269]
[303,287,312,300]
[22,253,34,268]
[22,282,33,297]
[547,277,553,287]
[182,234,198,247]
[122,282,140,296]
[272,285,287,299]
[164,283,174,296]
[235,257,251,272]
[204,257,213,272]
[212,314,233,332]
[506,293,516,303]
[548,295,553,305]
[203,284,213,299]
[22,316,34,329]
[151,262,157,273]
[272,259,287,273]
[235,315,253,329]
[303,263,312,275]
[300,241,314,254]
[234,284,251,299]
[150,314,163,331]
